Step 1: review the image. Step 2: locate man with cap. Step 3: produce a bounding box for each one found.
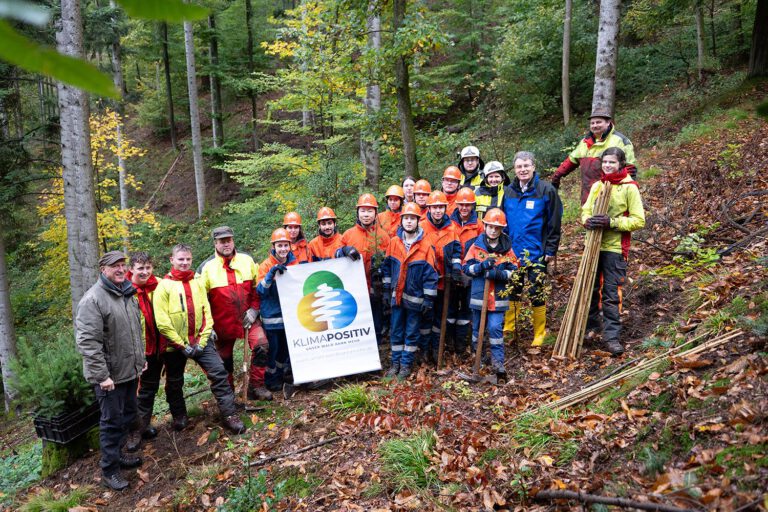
[197,226,272,401]
[457,145,485,188]
[75,250,146,491]
[550,109,638,204]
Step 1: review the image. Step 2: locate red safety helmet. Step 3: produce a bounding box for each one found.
[442,165,462,181]
[426,191,448,207]
[384,185,405,199]
[316,207,337,222]
[483,208,508,227]
[356,193,379,209]
[401,203,422,218]
[271,228,291,244]
[413,179,432,195]
[455,188,476,204]
[282,211,302,226]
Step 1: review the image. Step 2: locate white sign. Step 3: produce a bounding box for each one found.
[276,257,381,384]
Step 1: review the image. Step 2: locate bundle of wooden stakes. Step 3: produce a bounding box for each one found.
[553,182,612,358]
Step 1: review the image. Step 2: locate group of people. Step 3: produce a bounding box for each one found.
[74,110,645,490]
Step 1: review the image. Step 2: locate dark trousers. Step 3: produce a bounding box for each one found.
[588,251,627,343]
[370,293,383,344]
[446,284,471,352]
[95,378,138,476]
[508,262,548,306]
[265,329,291,391]
[192,343,237,418]
[136,351,187,425]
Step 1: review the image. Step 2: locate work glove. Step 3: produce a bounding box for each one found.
[182,344,203,359]
[480,258,496,271]
[341,246,361,261]
[208,330,218,344]
[275,263,287,274]
[451,264,463,282]
[243,308,259,330]
[585,214,611,230]
[421,301,433,314]
[485,269,508,282]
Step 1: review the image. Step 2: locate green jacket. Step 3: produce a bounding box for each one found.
[581,176,645,257]
[75,277,146,385]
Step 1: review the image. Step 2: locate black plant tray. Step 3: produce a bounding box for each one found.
[33,402,100,444]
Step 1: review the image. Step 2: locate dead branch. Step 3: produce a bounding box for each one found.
[144,148,184,209]
[717,225,768,256]
[249,436,341,467]
[533,489,701,512]
[721,190,768,235]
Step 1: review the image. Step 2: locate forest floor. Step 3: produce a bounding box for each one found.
[3,81,768,511]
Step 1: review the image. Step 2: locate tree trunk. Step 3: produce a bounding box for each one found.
[183,20,206,219]
[109,0,128,251]
[300,1,311,129]
[361,1,381,189]
[393,0,418,179]
[732,1,745,60]
[208,14,224,149]
[591,0,622,118]
[160,22,179,150]
[695,0,706,80]
[562,0,572,126]
[0,235,18,412]
[245,0,259,149]
[748,0,768,77]
[708,0,717,58]
[56,0,100,320]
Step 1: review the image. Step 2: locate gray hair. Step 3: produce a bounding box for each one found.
[513,151,536,166]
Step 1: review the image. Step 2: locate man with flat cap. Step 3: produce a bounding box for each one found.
[75,250,146,491]
[197,226,271,401]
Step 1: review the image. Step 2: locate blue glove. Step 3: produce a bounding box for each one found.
[485,269,508,282]
[275,264,287,274]
[342,246,361,261]
[451,264,463,282]
[480,258,496,271]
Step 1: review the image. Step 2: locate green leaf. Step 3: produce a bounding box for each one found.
[0,21,118,99]
[115,0,208,22]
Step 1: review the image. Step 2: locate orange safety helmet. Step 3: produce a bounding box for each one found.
[401,203,422,218]
[316,207,337,222]
[413,179,432,195]
[356,193,379,209]
[384,185,405,199]
[455,188,476,204]
[270,228,291,244]
[442,165,462,181]
[282,211,302,226]
[483,208,508,227]
[426,190,448,207]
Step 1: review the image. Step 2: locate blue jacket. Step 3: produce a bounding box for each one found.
[502,173,562,265]
[381,227,439,312]
[256,251,298,330]
[463,234,518,312]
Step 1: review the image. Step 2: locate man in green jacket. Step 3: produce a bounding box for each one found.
[75,250,146,491]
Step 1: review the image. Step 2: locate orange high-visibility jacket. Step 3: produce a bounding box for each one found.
[308,232,344,261]
[377,210,401,238]
[291,237,311,264]
[420,213,461,291]
[341,222,390,290]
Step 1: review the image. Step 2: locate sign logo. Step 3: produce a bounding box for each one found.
[297,271,357,332]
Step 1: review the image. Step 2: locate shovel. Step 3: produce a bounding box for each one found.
[436,279,451,369]
[457,279,497,385]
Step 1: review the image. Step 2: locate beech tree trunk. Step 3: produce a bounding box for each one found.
[184,20,206,219]
[245,0,259,148]
[591,0,622,118]
[361,1,381,189]
[393,0,418,179]
[208,14,224,149]
[0,235,17,412]
[695,0,706,80]
[562,0,572,126]
[748,0,768,77]
[160,22,179,150]
[56,0,100,319]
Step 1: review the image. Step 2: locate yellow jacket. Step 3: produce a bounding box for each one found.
[581,176,645,257]
[153,276,214,350]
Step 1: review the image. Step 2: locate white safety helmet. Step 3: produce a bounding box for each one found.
[460,145,481,160]
[482,160,510,185]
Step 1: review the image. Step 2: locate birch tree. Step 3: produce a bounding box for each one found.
[591,0,622,117]
[184,19,206,218]
[56,0,100,318]
[0,234,17,412]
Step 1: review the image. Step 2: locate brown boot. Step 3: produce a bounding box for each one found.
[247,386,273,401]
[223,414,246,434]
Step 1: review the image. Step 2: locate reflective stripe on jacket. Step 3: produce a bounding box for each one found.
[197,251,260,342]
[381,227,438,311]
[475,184,505,220]
[463,234,519,312]
[581,176,645,258]
[256,251,298,330]
[153,276,213,350]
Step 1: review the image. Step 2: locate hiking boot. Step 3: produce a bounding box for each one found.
[125,429,142,452]
[142,425,158,440]
[222,415,246,434]
[282,382,296,400]
[247,386,274,401]
[384,364,400,378]
[496,369,508,383]
[102,472,129,491]
[119,454,143,469]
[397,365,412,380]
[172,415,189,431]
[605,340,625,356]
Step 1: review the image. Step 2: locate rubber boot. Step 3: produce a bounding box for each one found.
[504,301,522,334]
[531,305,547,347]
